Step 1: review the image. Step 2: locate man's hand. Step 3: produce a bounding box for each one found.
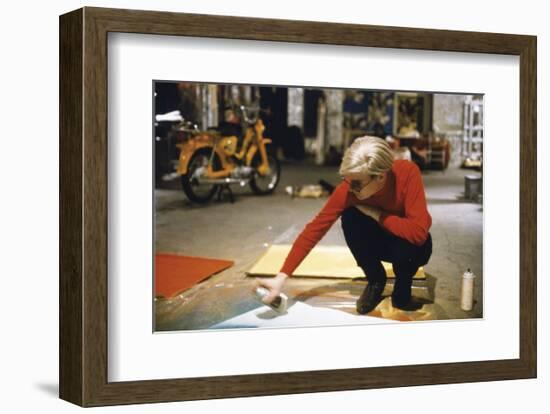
[354,205,383,221]
[254,272,288,304]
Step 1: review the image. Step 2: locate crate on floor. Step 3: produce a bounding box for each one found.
[464,174,483,200]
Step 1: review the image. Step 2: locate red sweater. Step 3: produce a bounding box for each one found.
[279,160,432,276]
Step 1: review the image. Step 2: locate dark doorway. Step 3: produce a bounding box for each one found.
[260,87,288,155]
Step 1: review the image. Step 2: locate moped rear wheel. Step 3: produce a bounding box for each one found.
[181,148,221,203]
[250,152,280,195]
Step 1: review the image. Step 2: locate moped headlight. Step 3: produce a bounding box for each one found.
[175,130,190,143]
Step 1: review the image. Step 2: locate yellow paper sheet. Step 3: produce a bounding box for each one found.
[246,244,425,279]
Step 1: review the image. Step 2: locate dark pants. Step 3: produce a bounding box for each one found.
[341,207,432,301]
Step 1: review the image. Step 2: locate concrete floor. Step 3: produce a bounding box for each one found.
[154,157,483,331]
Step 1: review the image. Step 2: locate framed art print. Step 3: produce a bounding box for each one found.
[59,7,536,407]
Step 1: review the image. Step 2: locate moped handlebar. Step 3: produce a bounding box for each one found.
[239,105,269,125]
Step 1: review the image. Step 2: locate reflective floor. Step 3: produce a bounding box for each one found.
[154,159,483,332]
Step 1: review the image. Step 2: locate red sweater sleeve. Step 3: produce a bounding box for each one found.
[379,163,431,245]
[279,182,350,276]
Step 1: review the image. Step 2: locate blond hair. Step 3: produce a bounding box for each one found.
[339,136,394,178]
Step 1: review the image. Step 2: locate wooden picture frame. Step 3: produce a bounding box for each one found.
[59,6,537,407]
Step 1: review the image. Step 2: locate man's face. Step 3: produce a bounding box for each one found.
[344,173,386,200]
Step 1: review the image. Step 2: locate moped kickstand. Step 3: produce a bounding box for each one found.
[215,183,235,204]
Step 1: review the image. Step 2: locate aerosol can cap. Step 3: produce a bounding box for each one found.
[463,268,476,279]
[255,287,288,314]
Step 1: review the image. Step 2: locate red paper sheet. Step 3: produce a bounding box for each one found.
[155,253,234,298]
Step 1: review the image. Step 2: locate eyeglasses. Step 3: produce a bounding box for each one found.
[342,176,375,193]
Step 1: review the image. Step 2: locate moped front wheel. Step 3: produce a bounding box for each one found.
[181,148,221,203]
[250,152,281,195]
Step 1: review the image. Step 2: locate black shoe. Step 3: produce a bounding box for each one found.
[356,282,385,314]
[391,295,423,311]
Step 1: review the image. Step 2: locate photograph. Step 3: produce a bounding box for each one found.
[153,81,484,331]
[54,4,537,408]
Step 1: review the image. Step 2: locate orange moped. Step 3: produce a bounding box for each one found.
[157,105,281,203]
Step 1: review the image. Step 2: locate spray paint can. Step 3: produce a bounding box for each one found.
[255,287,288,313]
[460,268,476,311]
